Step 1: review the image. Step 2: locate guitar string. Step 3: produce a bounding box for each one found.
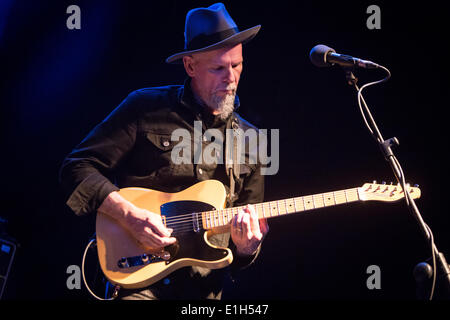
[165,186,409,233]
[162,189,360,223]
[167,194,358,232]
[163,190,360,225]
[163,189,361,229]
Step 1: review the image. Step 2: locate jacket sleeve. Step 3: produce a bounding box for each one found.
[59,91,141,216]
[229,162,266,271]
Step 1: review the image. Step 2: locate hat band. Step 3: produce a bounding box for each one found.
[186,27,239,51]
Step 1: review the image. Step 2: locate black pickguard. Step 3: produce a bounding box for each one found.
[160,200,228,263]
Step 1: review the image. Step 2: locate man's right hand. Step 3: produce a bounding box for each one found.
[98,191,177,250]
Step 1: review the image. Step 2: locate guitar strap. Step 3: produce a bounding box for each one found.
[225,115,240,207]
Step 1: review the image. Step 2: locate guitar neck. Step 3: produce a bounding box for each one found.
[202,187,361,229]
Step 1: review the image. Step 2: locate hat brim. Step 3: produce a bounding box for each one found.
[165,25,261,64]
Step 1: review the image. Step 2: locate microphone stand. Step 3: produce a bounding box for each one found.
[344,68,450,300]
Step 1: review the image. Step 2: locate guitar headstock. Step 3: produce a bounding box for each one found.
[359,182,421,202]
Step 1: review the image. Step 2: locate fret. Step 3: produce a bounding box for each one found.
[295,197,305,212]
[261,203,266,217]
[268,201,273,217]
[293,197,298,212]
[218,210,222,226]
[334,191,346,205]
[214,211,220,227]
[209,211,213,228]
[344,189,348,203]
[203,212,208,229]
[312,194,324,208]
[262,203,267,218]
[303,195,315,211]
[265,202,270,217]
[202,212,206,229]
[278,200,285,215]
[347,189,359,202]
[323,192,335,206]
[209,211,214,227]
[280,199,287,215]
[284,198,294,214]
[222,209,226,225]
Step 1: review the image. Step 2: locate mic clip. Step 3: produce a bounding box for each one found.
[344,67,358,86]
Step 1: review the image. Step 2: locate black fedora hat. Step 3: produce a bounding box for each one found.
[166,3,260,64]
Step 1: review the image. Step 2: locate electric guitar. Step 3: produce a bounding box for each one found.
[96,179,421,289]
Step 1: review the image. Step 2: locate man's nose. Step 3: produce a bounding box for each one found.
[223,66,236,83]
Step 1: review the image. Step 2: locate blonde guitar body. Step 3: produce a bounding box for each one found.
[96,180,231,289]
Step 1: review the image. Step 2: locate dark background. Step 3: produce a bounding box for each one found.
[0,0,448,301]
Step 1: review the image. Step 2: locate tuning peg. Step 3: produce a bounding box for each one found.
[382,181,386,185]
[414,184,419,187]
[373,180,377,184]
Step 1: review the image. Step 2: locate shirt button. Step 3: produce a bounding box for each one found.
[198,168,203,175]
[162,140,170,147]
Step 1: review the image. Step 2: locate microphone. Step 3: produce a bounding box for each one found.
[309,44,379,69]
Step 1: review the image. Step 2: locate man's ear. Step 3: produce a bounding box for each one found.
[182,56,195,77]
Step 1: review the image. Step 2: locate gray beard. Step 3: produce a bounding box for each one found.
[208,92,235,121]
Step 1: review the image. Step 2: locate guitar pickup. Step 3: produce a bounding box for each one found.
[117,252,170,269]
[192,212,200,232]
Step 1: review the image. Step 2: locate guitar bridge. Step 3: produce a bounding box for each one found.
[117,251,170,269]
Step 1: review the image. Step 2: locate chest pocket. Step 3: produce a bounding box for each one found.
[143,130,195,180]
[146,132,175,151]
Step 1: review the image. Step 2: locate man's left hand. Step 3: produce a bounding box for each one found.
[231,204,269,256]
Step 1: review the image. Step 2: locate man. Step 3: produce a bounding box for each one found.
[59,3,268,300]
